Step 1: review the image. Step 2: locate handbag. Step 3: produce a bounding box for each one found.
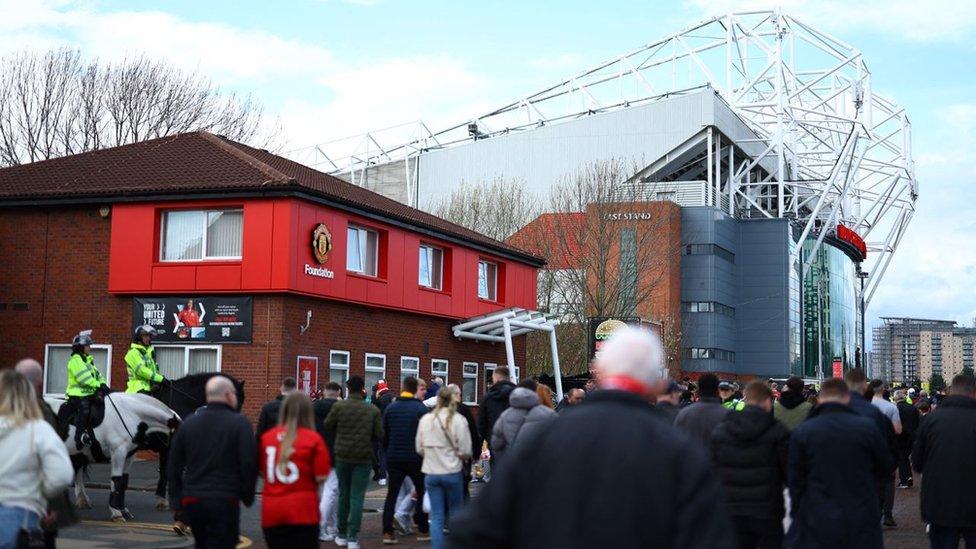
[434,411,464,462]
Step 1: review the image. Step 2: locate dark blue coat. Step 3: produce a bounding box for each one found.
[848,391,899,468]
[382,397,428,463]
[787,402,892,549]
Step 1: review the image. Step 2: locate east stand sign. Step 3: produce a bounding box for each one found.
[132,296,253,344]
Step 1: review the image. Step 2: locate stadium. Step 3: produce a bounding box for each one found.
[289,11,918,380]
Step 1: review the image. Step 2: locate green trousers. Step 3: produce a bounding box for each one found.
[336,460,372,540]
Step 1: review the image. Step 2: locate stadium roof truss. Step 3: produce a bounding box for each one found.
[288,10,916,306]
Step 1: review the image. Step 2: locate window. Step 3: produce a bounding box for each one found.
[462,362,478,404]
[683,348,736,362]
[419,245,444,290]
[618,228,637,315]
[431,359,448,382]
[329,351,350,389]
[681,301,735,317]
[347,225,379,276]
[478,260,498,301]
[484,363,496,390]
[682,243,734,263]
[161,209,243,261]
[365,353,386,391]
[400,356,420,386]
[44,344,112,396]
[155,345,221,379]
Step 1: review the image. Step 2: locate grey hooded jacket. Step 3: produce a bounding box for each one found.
[491,387,556,463]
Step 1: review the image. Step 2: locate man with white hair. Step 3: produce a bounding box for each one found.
[449,327,733,548]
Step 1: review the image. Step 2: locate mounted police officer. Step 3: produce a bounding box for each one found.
[126,325,167,394]
[65,330,109,448]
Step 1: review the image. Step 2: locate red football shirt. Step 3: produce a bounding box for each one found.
[178,308,202,327]
[259,426,331,527]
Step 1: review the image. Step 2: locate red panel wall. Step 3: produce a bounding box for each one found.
[108,197,538,319]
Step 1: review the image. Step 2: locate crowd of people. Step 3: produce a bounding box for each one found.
[2,324,975,548]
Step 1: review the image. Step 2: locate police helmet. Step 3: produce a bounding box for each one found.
[72,330,93,346]
[133,325,157,341]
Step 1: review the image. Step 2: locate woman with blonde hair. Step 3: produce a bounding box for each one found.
[416,385,471,549]
[536,384,555,409]
[0,370,73,547]
[259,392,331,548]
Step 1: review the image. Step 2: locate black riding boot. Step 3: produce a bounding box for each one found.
[74,398,92,447]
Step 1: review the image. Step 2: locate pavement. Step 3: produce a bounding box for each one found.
[58,459,929,548]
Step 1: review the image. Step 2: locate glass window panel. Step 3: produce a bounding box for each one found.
[365,371,384,392]
[364,230,378,276]
[162,211,205,260]
[206,210,243,258]
[189,348,219,374]
[156,347,186,379]
[400,357,419,385]
[44,347,71,394]
[419,247,431,287]
[347,228,362,272]
[462,377,476,403]
[478,262,488,298]
[431,248,442,289]
[431,359,448,376]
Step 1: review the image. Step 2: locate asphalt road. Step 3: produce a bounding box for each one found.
[56,460,930,548]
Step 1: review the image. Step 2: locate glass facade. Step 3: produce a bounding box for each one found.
[789,236,802,376]
[802,240,858,378]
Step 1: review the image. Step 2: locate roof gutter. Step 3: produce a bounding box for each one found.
[0,187,547,267]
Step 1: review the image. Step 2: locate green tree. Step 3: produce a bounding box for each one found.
[929,373,946,392]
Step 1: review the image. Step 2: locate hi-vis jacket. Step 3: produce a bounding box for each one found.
[125,343,163,393]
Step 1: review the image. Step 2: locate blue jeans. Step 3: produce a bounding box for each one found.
[929,524,976,549]
[425,472,464,549]
[0,505,40,549]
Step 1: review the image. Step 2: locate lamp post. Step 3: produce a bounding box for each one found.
[857,267,869,376]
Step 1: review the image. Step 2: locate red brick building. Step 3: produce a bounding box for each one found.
[0,132,542,420]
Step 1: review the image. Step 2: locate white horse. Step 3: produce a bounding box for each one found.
[46,392,181,521]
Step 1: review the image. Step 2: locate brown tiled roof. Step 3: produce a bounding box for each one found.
[0,132,542,265]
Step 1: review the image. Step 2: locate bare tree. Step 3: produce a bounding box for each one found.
[427,178,539,242]
[0,48,275,167]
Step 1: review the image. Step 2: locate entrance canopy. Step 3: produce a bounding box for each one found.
[452,308,563,401]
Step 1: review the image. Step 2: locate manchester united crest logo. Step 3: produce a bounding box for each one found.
[312,223,332,264]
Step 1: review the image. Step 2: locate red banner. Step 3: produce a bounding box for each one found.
[296,356,319,395]
[832,358,844,378]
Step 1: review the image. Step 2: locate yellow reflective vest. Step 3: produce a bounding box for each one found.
[723,399,746,411]
[125,343,163,393]
[65,353,104,397]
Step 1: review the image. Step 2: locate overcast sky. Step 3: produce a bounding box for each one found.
[4,0,975,335]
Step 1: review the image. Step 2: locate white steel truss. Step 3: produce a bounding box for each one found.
[288,10,916,305]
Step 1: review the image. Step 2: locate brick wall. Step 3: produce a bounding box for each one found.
[0,205,524,423]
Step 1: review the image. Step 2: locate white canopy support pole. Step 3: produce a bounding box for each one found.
[549,329,564,402]
[503,317,517,382]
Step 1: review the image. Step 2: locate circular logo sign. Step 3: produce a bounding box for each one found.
[312,223,332,264]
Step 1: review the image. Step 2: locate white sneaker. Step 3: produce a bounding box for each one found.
[320,528,336,542]
[378,478,388,486]
[335,537,348,547]
[348,541,360,549]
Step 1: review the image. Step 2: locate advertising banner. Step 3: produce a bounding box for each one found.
[296,356,319,395]
[132,296,252,343]
[588,317,642,359]
[832,357,844,378]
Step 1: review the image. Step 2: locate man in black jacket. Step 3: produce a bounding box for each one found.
[450,327,733,549]
[893,389,920,488]
[381,376,430,544]
[254,376,296,439]
[477,367,515,460]
[912,374,976,548]
[675,373,729,448]
[169,376,257,549]
[844,369,899,527]
[787,378,891,549]
[711,380,789,549]
[315,382,341,541]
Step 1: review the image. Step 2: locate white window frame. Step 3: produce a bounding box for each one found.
[462,362,479,405]
[347,225,379,276]
[160,209,243,262]
[400,356,420,385]
[431,358,449,381]
[329,350,351,392]
[154,344,223,378]
[478,260,498,301]
[365,353,387,389]
[43,344,113,397]
[419,244,444,290]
